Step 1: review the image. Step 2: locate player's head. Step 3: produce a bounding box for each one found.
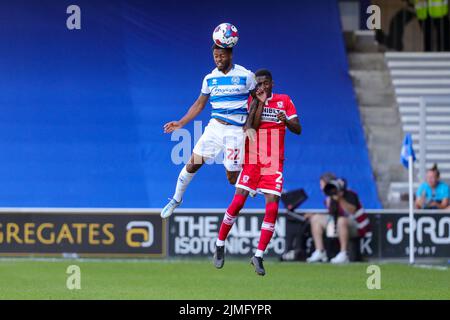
[212,44,233,72]
[255,69,273,96]
[426,163,440,187]
[320,172,336,191]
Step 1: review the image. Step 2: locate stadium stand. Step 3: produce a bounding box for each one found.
[349,52,406,207]
[0,0,381,209]
[385,52,450,202]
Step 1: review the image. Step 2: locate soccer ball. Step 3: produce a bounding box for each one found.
[212,23,239,48]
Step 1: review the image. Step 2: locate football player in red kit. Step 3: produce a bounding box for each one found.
[213,69,302,276]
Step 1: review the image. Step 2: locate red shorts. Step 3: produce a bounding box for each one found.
[235,163,284,197]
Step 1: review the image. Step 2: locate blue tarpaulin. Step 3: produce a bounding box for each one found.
[0,0,381,208]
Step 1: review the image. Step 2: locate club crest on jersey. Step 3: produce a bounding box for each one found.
[231,76,240,85]
[243,175,250,183]
[212,79,218,85]
[277,101,284,108]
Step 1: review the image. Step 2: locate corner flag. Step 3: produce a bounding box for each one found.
[400,133,416,265]
[400,133,416,168]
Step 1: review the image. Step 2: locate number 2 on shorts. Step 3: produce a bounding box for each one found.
[275,171,283,183]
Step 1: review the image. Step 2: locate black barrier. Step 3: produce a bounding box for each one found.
[380,213,450,258]
[0,211,166,257]
[167,212,378,259]
[167,210,450,259]
[1,209,449,259]
[168,213,285,257]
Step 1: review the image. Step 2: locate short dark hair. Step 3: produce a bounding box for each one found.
[320,172,336,183]
[255,69,273,81]
[212,44,233,53]
[429,163,440,178]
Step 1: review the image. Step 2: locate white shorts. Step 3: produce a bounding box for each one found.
[192,118,245,172]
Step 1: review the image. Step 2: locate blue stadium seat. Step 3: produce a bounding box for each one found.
[0,0,381,209]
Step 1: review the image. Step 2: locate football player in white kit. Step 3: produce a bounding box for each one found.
[161,44,257,218]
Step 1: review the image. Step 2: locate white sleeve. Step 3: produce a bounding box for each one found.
[247,72,256,91]
[201,76,210,95]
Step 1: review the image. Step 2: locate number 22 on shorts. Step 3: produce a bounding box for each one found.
[227,148,240,161]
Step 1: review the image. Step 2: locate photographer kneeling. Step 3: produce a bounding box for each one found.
[306,173,370,264]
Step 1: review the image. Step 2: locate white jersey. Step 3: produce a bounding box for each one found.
[201,64,256,126]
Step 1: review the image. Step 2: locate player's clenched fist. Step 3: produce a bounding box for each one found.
[276,111,287,123]
[163,121,182,133]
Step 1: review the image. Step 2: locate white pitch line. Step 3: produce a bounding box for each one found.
[413,264,448,271]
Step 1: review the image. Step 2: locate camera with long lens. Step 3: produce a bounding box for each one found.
[323,178,346,197]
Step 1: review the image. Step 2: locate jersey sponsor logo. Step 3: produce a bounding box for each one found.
[210,87,242,95]
[261,107,284,123]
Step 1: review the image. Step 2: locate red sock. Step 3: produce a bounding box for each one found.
[218,194,246,242]
[257,202,279,251]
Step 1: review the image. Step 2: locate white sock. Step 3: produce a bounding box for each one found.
[173,166,195,202]
[255,249,264,258]
[216,239,225,247]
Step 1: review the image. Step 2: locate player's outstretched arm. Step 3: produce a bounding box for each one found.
[163,94,209,133]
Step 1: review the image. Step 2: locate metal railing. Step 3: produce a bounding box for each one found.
[418,96,450,181]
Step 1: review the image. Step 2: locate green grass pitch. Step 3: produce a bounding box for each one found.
[0,259,449,299]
